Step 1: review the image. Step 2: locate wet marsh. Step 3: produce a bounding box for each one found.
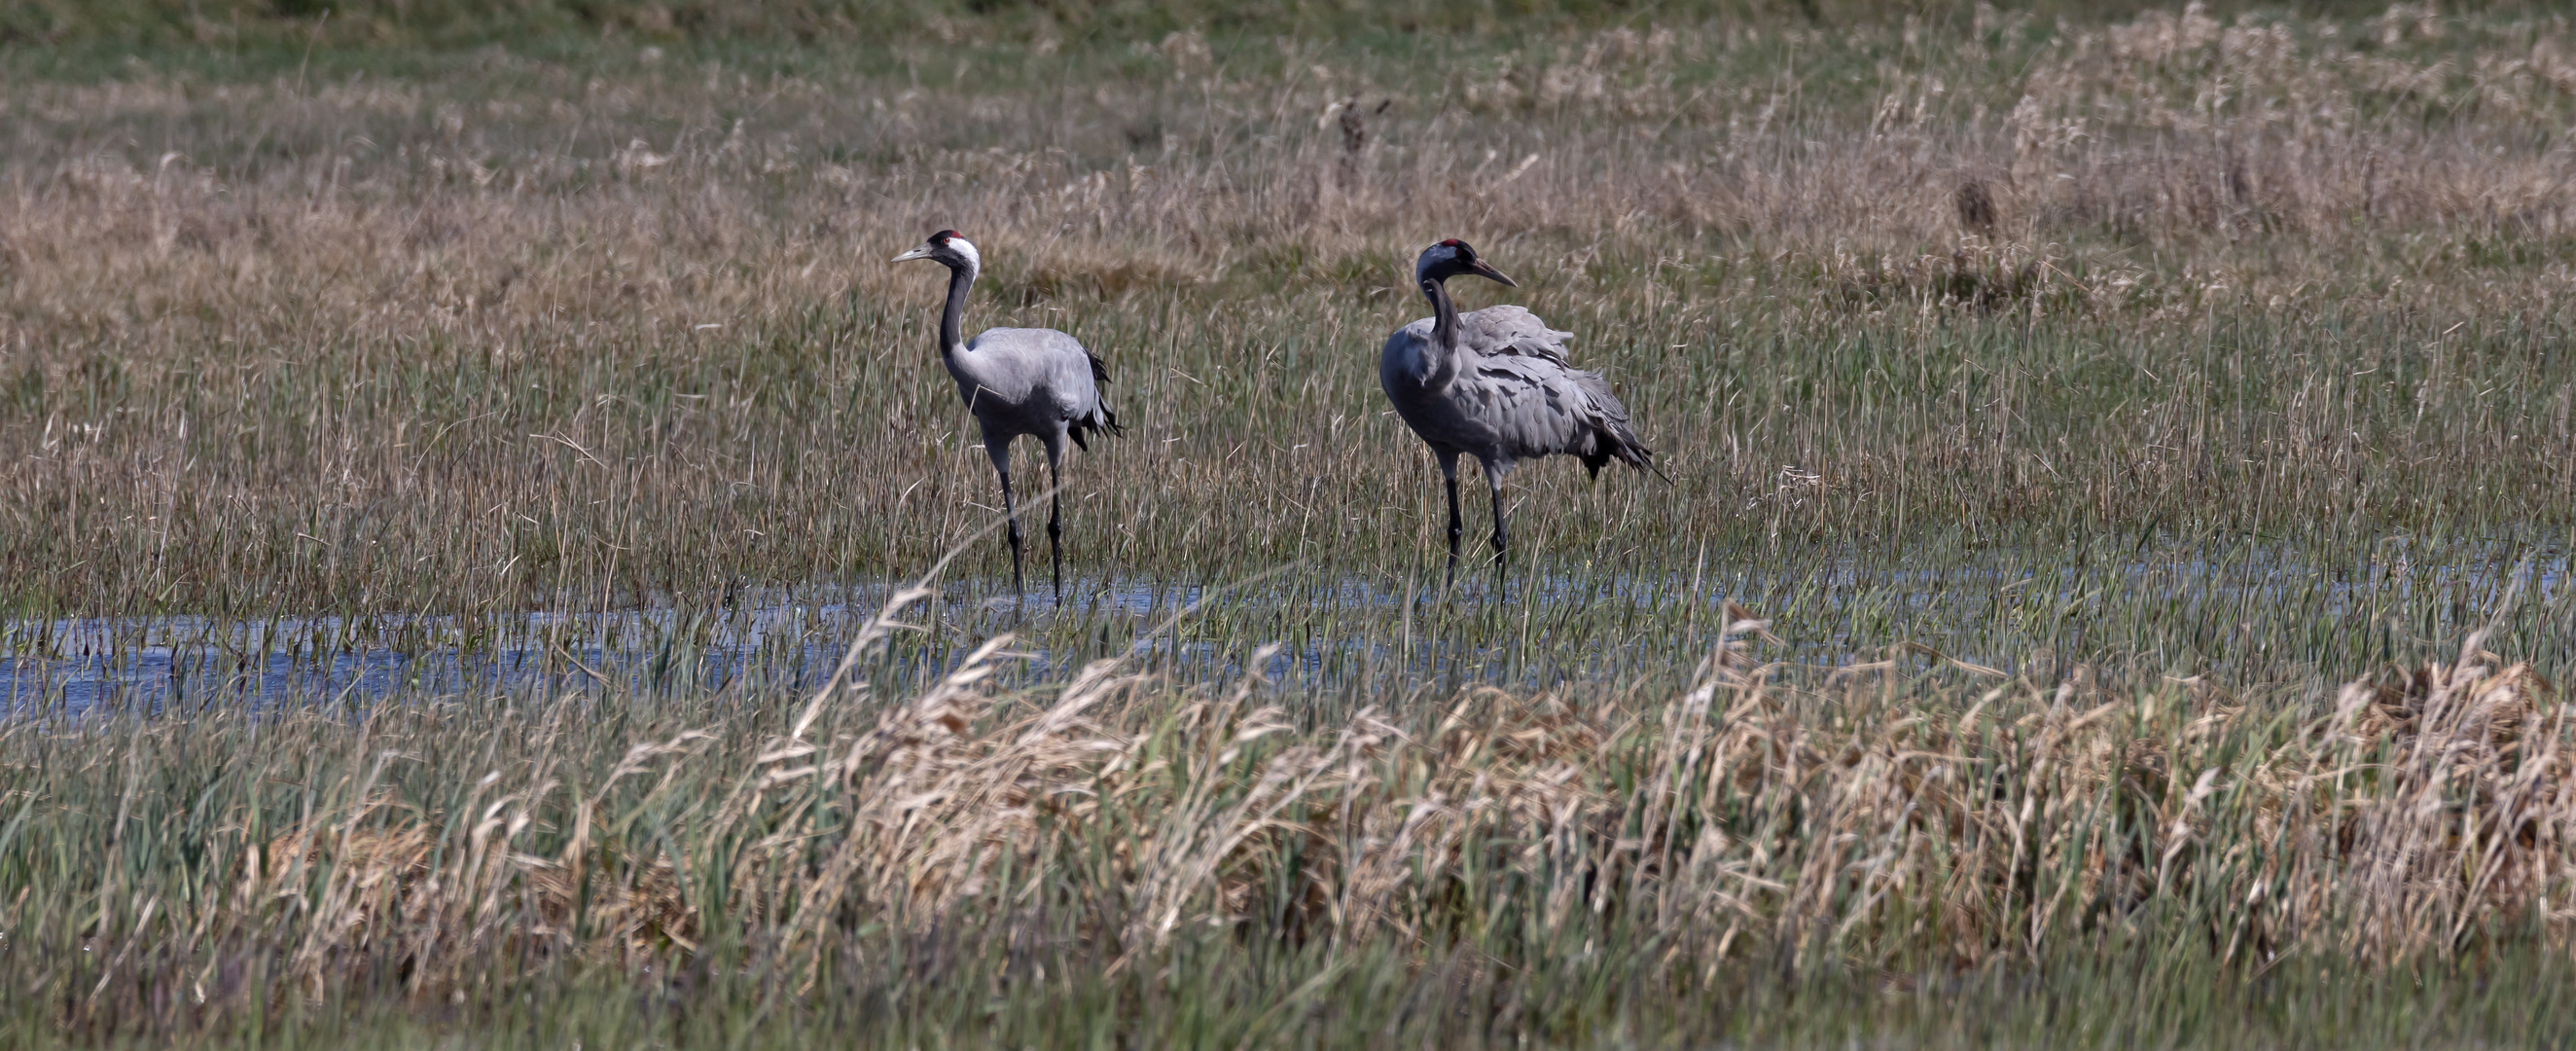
[7,3,2576,1046]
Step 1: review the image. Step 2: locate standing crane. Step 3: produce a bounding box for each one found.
[1379,238,1659,584]
[893,230,1122,600]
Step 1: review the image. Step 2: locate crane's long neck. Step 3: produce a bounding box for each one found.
[938,261,976,360]
[1420,274,1466,387]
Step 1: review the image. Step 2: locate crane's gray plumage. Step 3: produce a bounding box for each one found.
[1379,239,1657,582]
[893,230,1121,599]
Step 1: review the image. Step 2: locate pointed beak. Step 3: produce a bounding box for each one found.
[890,244,933,263]
[1472,261,1518,287]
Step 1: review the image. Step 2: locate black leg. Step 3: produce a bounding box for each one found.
[999,471,1025,598]
[1046,459,1065,601]
[1439,452,1464,588]
[1488,472,1511,600]
[987,437,1025,600]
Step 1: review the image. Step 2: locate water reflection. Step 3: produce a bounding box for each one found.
[5,539,2567,716]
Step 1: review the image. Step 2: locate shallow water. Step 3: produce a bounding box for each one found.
[6,538,2569,716]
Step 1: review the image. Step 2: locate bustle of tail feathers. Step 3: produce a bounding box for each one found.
[1579,425,1660,481]
[1572,372,1663,482]
[1069,349,1124,451]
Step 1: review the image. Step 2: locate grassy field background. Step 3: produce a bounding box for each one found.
[5,1,2576,1046]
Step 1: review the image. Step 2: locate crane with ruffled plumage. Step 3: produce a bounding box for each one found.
[1378,238,1659,583]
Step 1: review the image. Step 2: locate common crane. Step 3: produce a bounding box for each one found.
[1379,239,1659,584]
[892,230,1122,599]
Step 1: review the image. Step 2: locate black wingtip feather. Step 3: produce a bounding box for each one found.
[1068,404,1124,453]
[1582,417,1662,483]
[1083,351,1125,442]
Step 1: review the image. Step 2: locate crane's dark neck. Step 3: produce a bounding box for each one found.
[1415,273,1467,388]
[939,261,976,358]
[1422,274,1460,351]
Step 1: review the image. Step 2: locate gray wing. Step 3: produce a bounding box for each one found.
[1388,305,1574,365]
[1461,354,1657,477]
[960,327,1122,443]
[1457,306,1574,364]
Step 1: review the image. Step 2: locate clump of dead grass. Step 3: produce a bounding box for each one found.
[27,589,2568,1033]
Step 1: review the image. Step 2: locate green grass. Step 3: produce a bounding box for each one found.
[6,3,2576,1046]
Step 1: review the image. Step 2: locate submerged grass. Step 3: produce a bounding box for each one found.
[6,3,2576,1046]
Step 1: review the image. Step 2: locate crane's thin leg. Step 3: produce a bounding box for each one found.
[1486,466,1511,600]
[1042,431,1067,602]
[985,435,1024,599]
[1437,450,1464,589]
[1487,468,1511,562]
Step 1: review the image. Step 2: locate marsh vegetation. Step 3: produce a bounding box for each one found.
[4,2,2575,1046]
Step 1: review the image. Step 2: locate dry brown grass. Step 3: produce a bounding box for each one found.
[9,14,2576,1039]
[2,9,2573,616]
[100,587,2547,1015]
